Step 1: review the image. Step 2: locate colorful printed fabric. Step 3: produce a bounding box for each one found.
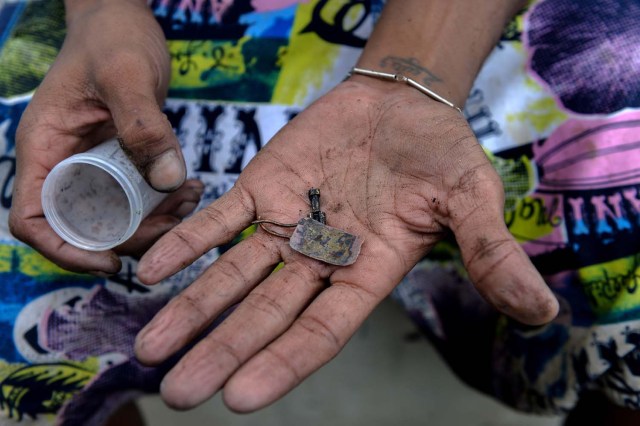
[0,0,639,424]
[394,0,640,414]
[0,1,381,424]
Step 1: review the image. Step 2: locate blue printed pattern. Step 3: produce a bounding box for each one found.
[2,0,640,423]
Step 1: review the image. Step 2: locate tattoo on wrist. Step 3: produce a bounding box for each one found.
[379,56,441,86]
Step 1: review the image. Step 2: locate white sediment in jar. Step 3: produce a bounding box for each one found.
[52,162,131,244]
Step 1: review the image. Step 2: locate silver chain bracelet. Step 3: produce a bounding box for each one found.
[349,67,463,114]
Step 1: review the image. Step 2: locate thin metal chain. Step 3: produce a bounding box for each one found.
[350,67,463,114]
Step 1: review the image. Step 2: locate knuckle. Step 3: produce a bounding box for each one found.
[450,164,505,209]
[96,51,150,87]
[243,292,288,323]
[472,237,512,263]
[205,335,242,368]
[120,119,171,168]
[296,315,341,353]
[215,257,251,288]
[8,212,29,242]
[121,116,166,146]
[171,227,204,258]
[263,346,302,384]
[466,237,515,283]
[15,112,35,143]
[200,205,235,240]
[332,280,379,305]
[252,234,283,263]
[230,184,257,217]
[175,291,211,325]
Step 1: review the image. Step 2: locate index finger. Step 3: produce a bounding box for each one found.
[137,185,256,284]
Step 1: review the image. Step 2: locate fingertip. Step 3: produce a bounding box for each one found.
[133,335,151,365]
[223,357,296,413]
[456,223,559,326]
[160,371,213,410]
[486,274,559,326]
[87,270,113,278]
[133,337,162,367]
[183,178,205,192]
[537,288,560,323]
[223,375,270,414]
[160,382,194,411]
[134,316,173,366]
[54,246,122,276]
[137,244,180,285]
[147,149,187,192]
[135,235,173,285]
[517,290,559,326]
[136,259,159,285]
[181,180,205,203]
[107,249,122,265]
[174,201,199,218]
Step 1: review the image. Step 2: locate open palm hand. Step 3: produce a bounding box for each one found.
[135,77,558,412]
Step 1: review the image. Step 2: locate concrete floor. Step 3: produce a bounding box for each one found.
[139,299,564,426]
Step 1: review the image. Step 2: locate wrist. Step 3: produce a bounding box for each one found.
[346,73,420,99]
[349,67,462,113]
[343,72,457,118]
[357,0,526,107]
[64,0,149,27]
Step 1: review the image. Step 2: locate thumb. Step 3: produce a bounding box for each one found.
[105,85,186,192]
[450,181,559,326]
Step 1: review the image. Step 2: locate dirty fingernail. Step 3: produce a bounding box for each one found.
[148,150,186,192]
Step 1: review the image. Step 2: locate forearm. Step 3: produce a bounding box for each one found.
[356,0,527,106]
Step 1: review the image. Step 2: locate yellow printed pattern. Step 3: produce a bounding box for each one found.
[507,195,561,244]
[272,1,343,105]
[0,358,99,422]
[0,245,76,278]
[507,97,568,133]
[580,254,640,316]
[169,38,253,90]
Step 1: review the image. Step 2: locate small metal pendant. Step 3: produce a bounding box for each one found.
[252,188,363,266]
[289,217,362,266]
